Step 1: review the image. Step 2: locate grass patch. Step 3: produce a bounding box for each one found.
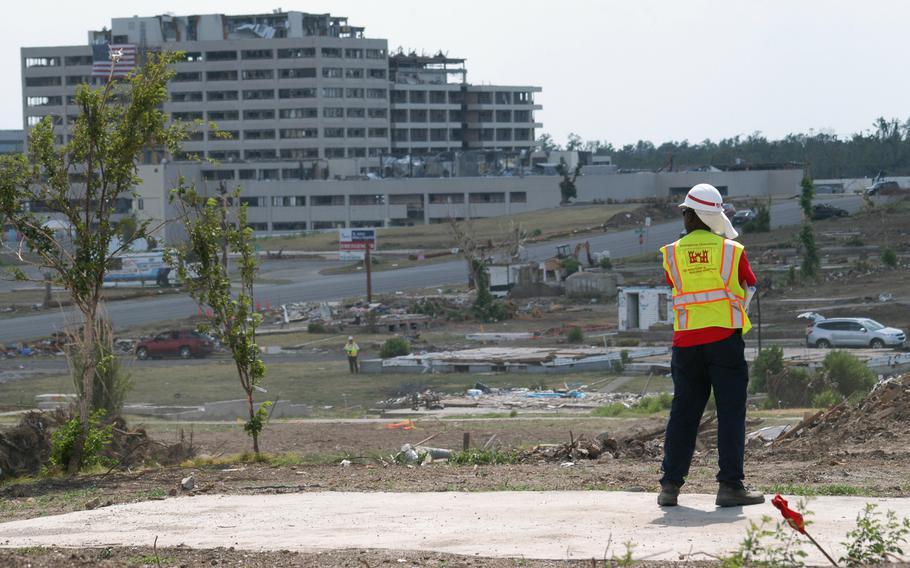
[766,483,871,497]
[180,451,306,468]
[448,448,521,465]
[255,204,636,252]
[592,392,673,417]
[129,554,174,566]
[0,488,102,518]
[0,360,614,416]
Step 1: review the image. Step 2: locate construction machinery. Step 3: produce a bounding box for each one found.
[555,241,595,267]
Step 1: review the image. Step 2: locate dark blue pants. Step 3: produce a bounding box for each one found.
[660,332,748,487]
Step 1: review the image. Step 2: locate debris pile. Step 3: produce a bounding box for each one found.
[771,374,910,451]
[104,417,196,467]
[520,414,760,463]
[0,411,56,477]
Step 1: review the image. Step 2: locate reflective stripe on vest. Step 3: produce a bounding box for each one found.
[665,243,684,293]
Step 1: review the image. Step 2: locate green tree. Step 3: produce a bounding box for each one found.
[536,132,560,152]
[555,158,581,204]
[742,201,771,233]
[799,174,815,220]
[799,223,820,281]
[750,345,784,393]
[0,52,183,474]
[566,132,583,151]
[380,337,411,358]
[167,188,269,455]
[822,350,876,398]
[881,247,898,268]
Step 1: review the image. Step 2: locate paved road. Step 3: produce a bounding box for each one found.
[0,490,904,564]
[0,195,866,343]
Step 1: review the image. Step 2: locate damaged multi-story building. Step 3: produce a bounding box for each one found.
[18,10,802,241]
[19,11,547,238]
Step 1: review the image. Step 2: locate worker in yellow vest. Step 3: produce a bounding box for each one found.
[657,184,764,508]
[344,336,360,374]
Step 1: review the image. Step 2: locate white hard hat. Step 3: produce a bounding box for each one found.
[679,183,738,239]
[348,336,354,340]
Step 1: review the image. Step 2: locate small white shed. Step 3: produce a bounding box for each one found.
[618,286,673,331]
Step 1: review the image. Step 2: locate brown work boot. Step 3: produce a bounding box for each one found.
[716,483,765,507]
[657,482,680,507]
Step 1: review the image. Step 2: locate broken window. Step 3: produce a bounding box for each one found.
[279,107,318,119]
[242,69,273,80]
[205,50,238,61]
[206,90,239,102]
[312,195,345,206]
[242,89,274,100]
[207,110,239,121]
[243,149,277,160]
[243,129,276,140]
[278,67,316,79]
[201,72,236,86]
[25,76,61,87]
[241,49,273,60]
[25,56,61,68]
[278,48,315,59]
[280,128,317,139]
[173,72,202,82]
[243,109,275,120]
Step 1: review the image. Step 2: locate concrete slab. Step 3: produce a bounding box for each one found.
[2,491,908,564]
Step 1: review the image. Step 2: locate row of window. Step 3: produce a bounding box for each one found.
[195,189,527,206]
[390,90,535,105]
[171,87,387,102]
[193,147,389,161]
[183,127,389,140]
[193,47,387,61]
[391,109,533,123]
[391,128,533,142]
[24,48,388,69]
[187,107,389,121]
[172,67,388,82]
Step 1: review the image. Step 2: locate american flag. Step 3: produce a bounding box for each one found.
[91,43,137,78]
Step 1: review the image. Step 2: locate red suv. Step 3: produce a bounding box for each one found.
[136,330,215,360]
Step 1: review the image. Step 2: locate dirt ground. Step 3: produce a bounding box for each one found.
[0,547,720,568]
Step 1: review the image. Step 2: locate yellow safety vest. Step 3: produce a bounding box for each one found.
[345,342,359,356]
[660,230,752,334]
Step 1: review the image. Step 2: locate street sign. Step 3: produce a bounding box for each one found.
[645,216,651,227]
[339,228,377,260]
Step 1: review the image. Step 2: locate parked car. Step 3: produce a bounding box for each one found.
[722,203,737,219]
[810,203,848,220]
[865,180,899,195]
[731,209,757,227]
[805,317,906,349]
[135,330,215,360]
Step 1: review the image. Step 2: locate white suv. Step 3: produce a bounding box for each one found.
[806,317,905,349]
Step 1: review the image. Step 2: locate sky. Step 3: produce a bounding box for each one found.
[4,0,909,147]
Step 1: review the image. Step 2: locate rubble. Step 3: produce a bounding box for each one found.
[770,374,910,452]
[364,346,669,375]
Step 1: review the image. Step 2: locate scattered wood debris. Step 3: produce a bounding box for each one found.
[772,374,910,451]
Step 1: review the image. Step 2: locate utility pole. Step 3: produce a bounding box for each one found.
[756,292,762,353]
[365,243,373,303]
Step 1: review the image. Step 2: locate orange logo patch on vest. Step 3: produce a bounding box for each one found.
[687,249,710,264]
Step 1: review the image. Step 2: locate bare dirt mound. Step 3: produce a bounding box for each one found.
[770,374,910,454]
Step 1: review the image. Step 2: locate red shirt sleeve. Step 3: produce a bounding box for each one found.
[738,251,757,287]
[665,271,673,288]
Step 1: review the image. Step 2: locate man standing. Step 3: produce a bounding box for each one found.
[658,184,764,508]
[344,336,360,374]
